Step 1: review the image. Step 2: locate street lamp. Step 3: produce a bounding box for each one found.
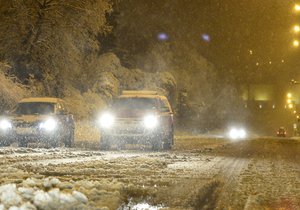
[293,40,299,47]
[294,25,300,33]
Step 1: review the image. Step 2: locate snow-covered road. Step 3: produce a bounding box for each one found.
[0,137,299,210]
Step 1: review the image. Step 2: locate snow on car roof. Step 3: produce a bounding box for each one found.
[122,90,158,95]
[19,97,62,103]
[120,90,168,100]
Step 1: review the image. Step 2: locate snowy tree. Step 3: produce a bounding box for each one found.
[0,0,112,95]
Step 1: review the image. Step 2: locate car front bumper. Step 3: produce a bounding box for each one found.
[100,121,171,144]
[0,127,65,144]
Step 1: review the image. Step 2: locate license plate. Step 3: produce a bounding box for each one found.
[16,127,34,135]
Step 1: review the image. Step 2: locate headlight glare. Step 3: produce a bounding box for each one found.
[229,127,246,139]
[99,113,114,128]
[39,118,57,131]
[0,119,12,130]
[143,115,158,129]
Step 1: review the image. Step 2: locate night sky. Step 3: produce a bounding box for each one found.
[151,0,299,84]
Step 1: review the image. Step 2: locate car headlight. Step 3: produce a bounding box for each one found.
[229,128,246,139]
[99,113,115,128]
[0,119,12,131]
[239,129,246,138]
[39,118,57,131]
[143,115,159,129]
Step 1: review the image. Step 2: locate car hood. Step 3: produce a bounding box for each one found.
[10,115,52,124]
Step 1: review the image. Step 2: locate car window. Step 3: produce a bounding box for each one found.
[159,98,171,112]
[112,98,157,110]
[13,102,55,115]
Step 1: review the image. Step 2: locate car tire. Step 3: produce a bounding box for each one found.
[163,131,173,150]
[50,139,59,148]
[152,142,162,151]
[116,141,125,150]
[151,136,163,151]
[162,142,172,150]
[65,129,74,148]
[0,138,10,147]
[100,135,111,150]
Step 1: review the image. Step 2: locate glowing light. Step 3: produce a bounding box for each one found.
[201,34,211,42]
[249,50,253,55]
[0,119,12,130]
[39,118,57,131]
[294,110,297,114]
[287,99,292,104]
[281,59,285,63]
[294,25,300,33]
[228,128,247,140]
[143,115,159,129]
[289,104,293,109]
[157,33,169,41]
[99,113,115,128]
[287,93,292,98]
[256,62,259,66]
[269,61,272,65]
[295,4,300,11]
[293,40,299,47]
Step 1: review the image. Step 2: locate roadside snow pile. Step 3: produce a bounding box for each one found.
[0,178,88,210]
[119,201,164,210]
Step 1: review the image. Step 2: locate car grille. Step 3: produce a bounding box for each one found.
[14,122,39,128]
[112,119,146,135]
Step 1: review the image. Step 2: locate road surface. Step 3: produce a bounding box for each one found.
[0,137,299,210]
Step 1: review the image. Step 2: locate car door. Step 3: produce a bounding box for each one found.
[158,97,173,135]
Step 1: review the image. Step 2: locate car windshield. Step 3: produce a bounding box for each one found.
[13,102,55,115]
[112,98,157,110]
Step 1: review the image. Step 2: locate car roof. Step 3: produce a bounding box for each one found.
[119,90,168,100]
[18,97,63,104]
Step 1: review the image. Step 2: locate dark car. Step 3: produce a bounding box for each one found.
[98,91,174,150]
[277,127,287,137]
[0,97,75,147]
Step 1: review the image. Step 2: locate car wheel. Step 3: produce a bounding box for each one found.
[65,129,74,148]
[100,135,111,150]
[163,142,172,150]
[0,138,10,147]
[152,141,162,151]
[116,141,126,150]
[50,139,59,148]
[151,136,163,151]
[163,132,173,150]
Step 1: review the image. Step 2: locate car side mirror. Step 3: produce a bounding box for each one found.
[58,110,67,115]
[3,110,10,115]
[161,107,170,112]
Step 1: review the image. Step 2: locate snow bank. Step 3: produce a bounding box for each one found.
[0,178,88,210]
